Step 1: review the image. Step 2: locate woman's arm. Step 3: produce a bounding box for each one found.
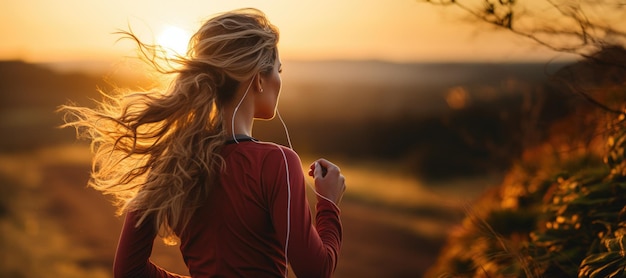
[114,211,189,278]
[266,148,344,278]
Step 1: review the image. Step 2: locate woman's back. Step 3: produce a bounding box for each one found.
[116,140,342,277]
[181,140,296,277]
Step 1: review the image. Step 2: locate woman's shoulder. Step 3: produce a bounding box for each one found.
[241,141,300,164]
[257,141,297,156]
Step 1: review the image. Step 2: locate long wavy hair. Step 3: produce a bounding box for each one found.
[60,8,279,242]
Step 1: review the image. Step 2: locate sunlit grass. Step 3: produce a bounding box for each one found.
[301,156,499,209]
[0,144,91,188]
[299,156,498,239]
[0,144,484,277]
[0,144,109,278]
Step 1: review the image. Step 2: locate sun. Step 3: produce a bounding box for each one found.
[157,25,191,58]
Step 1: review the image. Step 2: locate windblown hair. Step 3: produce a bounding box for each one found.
[60,8,279,242]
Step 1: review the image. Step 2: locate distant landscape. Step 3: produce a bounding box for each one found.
[0,59,579,277]
[2,59,574,175]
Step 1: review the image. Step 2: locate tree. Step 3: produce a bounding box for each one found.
[421,0,626,59]
[421,0,626,133]
[420,1,626,277]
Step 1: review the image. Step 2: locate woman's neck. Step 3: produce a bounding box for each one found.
[223,77,258,138]
[223,99,254,138]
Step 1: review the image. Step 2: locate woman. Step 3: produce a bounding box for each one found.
[61,8,346,278]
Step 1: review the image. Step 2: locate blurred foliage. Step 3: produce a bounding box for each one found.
[421,0,626,274]
[426,110,626,278]
[424,47,626,277]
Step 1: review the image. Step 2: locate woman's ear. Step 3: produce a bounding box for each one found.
[254,72,263,93]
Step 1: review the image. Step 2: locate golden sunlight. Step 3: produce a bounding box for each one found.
[157,25,191,58]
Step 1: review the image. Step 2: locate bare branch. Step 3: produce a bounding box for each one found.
[418,0,626,58]
[418,0,626,118]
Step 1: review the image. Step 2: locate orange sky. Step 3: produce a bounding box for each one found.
[2,0,570,64]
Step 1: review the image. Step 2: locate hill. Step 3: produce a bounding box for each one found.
[0,59,575,180]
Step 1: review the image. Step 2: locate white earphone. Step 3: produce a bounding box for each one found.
[230,77,338,277]
[231,77,292,277]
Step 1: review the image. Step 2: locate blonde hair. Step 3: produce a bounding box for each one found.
[60,8,279,242]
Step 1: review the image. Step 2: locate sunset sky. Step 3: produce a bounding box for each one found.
[2,0,571,64]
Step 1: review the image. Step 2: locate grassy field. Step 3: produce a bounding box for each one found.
[0,143,500,277]
[0,60,561,277]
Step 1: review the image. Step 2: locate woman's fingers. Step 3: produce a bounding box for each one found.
[309,159,346,204]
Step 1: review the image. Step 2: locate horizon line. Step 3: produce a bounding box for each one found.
[0,57,579,74]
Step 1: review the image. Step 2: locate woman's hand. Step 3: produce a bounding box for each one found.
[308,159,346,205]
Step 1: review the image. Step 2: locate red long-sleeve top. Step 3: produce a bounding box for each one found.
[113,140,342,278]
